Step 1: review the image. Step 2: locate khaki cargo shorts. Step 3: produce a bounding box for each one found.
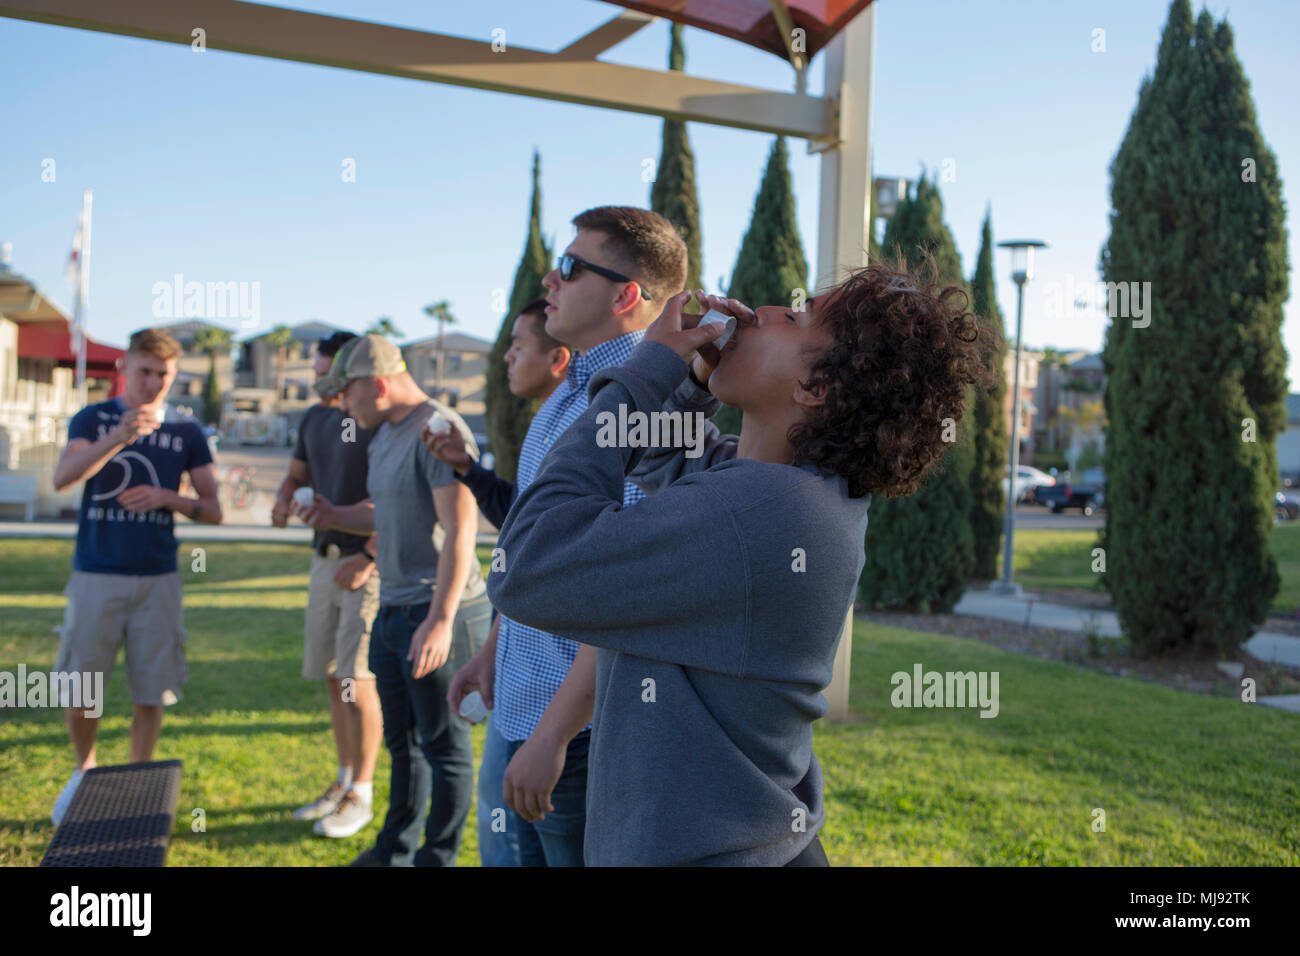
[55,570,187,707]
[304,553,380,681]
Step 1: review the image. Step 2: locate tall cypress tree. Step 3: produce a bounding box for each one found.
[650,23,703,302]
[858,175,976,613]
[714,136,809,435]
[969,209,1009,580]
[1100,0,1287,654]
[486,151,552,481]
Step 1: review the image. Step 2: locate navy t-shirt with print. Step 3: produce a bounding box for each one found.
[68,399,215,575]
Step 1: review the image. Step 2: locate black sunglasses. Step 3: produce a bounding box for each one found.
[558,254,653,301]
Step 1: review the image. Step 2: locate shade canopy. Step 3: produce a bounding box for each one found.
[18,321,124,377]
[602,1,873,61]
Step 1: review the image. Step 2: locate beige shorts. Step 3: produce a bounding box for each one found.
[304,553,380,681]
[55,570,187,707]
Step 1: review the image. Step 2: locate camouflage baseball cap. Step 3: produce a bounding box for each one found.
[314,334,407,397]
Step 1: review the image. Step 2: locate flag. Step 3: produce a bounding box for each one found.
[66,190,92,356]
[65,216,83,287]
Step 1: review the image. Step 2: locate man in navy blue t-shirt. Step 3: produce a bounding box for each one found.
[49,328,222,825]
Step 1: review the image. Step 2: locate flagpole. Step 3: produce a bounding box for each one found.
[73,189,92,407]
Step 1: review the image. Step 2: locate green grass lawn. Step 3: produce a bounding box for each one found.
[2,540,1297,866]
[1010,521,1300,614]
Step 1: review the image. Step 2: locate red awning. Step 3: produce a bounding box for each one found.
[601,0,873,61]
[17,320,126,394]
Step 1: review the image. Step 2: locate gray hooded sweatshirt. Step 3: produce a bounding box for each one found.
[486,338,871,865]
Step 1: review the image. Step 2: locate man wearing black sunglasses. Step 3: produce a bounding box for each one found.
[557,253,655,302]
[447,206,686,866]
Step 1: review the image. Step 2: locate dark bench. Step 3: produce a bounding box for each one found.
[41,760,183,867]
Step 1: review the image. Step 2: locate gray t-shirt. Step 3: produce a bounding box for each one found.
[293,402,375,555]
[366,399,487,607]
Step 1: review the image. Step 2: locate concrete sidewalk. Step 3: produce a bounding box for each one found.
[954,586,1300,713]
[0,520,500,547]
[955,587,1300,667]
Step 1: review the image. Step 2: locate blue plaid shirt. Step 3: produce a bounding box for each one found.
[493,329,647,741]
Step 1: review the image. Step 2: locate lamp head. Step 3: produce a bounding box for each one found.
[997,239,1049,284]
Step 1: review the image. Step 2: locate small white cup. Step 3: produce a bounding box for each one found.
[426,412,452,436]
[459,690,488,724]
[697,309,737,349]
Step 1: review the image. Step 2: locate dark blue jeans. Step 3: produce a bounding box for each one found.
[368,593,491,866]
[501,729,590,867]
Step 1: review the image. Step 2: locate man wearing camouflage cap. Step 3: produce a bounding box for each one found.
[301,334,493,866]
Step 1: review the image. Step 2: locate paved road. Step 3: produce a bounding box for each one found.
[217,448,1107,530]
[211,442,500,536]
[1008,504,1104,531]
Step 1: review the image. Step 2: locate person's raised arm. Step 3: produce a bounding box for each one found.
[488,293,750,672]
[53,409,158,492]
[615,291,751,496]
[423,426,514,528]
[620,370,738,496]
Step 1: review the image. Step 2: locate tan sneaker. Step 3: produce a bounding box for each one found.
[292,782,347,820]
[314,791,374,838]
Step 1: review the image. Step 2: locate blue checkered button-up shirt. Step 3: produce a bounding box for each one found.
[493,329,647,742]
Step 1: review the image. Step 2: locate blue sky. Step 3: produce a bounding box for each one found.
[3,0,1297,381]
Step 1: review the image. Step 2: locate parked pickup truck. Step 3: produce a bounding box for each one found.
[1033,481,1103,516]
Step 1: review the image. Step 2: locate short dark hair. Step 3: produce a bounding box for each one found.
[789,252,997,500]
[318,331,357,359]
[571,206,687,302]
[127,328,181,361]
[516,299,564,352]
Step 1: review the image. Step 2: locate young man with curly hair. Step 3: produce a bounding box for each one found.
[486,258,993,865]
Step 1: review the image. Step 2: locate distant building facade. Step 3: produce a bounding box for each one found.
[237,321,349,408]
[158,319,236,421]
[0,244,123,517]
[402,330,493,435]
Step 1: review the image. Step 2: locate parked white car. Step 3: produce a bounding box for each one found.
[1001,465,1055,503]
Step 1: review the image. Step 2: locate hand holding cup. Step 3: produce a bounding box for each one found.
[421,415,472,475]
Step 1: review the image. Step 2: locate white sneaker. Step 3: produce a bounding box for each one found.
[52,769,85,827]
[313,791,374,838]
[292,781,349,820]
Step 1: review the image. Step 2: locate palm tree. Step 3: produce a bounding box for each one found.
[366,316,403,338]
[264,324,293,408]
[423,300,457,395]
[193,326,232,426]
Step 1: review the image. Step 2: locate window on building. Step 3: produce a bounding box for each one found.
[17,357,53,385]
[447,353,462,373]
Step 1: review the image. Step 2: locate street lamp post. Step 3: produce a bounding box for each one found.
[993,239,1048,597]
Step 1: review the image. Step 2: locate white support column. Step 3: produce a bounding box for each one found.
[814,5,875,723]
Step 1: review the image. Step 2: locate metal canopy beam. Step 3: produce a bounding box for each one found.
[0,0,833,140]
[814,6,875,723]
[559,9,657,59]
